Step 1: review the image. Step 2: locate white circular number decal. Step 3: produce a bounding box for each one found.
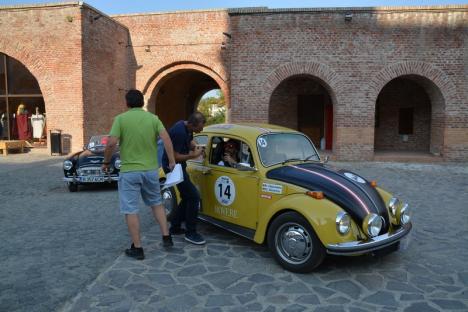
[258,138,268,148]
[215,176,236,206]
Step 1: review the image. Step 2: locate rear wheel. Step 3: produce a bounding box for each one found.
[267,211,325,273]
[161,187,177,221]
[68,182,78,192]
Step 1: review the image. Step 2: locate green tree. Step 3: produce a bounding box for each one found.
[197,90,225,125]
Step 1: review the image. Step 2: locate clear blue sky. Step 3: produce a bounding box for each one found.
[0,0,465,15]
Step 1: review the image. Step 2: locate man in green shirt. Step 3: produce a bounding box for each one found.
[103,89,176,260]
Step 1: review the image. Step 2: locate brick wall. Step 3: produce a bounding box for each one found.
[1,4,466,161]
[229,6,468,161]
[81,6,130,141]
[112,10,230,121]
[0,3,84,153]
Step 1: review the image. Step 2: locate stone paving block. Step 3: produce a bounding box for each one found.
[430,299,467,310]
[206,294,236,307]
[403,302,441,312]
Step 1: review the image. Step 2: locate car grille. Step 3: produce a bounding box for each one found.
[79,167,102,176]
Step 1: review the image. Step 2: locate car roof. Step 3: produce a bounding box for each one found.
[202,123,297,141]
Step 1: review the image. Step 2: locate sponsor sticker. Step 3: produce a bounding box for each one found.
[215,176,236,206]
[262,183,283,194]
[261,194,272,199]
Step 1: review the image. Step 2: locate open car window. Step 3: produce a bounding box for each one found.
[190,135,208,163]
[209,136,255,168]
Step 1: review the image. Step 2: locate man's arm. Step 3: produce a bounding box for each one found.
[159,129,176,170]
[102,136,118,171]
[173,148,204,163]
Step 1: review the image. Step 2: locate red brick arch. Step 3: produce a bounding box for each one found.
[368,61,458,108]
[263,61,343,105]
[0,38,51,106]
[143,60,230,108]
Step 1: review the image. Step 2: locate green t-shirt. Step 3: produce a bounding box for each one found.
[109,108,165,172]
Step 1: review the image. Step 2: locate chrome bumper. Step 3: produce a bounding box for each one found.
[326,222,412,255]
[63,176,119,183]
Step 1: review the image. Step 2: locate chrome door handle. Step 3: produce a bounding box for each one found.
[202,169,211,175]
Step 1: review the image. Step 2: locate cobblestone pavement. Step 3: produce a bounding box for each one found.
[1,150,467,312]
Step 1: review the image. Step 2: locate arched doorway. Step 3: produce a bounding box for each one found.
[269,75,334,150]
[148,69,224,129]
[374,75,444,155]
[0,52,46,145]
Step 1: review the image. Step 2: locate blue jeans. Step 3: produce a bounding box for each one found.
[118,170,162,214]
[164,166,200,233]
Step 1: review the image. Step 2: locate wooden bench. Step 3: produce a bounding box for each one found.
[0,140,26,156]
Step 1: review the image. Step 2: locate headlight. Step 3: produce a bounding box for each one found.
[336,212,351,235]
[114,159,121,169]
[63,160,73,171]
[397,203,410,225]
[388,197,399,216]
[363,213,382,238]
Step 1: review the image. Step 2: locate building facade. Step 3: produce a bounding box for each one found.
[0,2,466,161]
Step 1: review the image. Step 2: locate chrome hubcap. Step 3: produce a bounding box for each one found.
[162,190,174,214]
[275,222,312,264]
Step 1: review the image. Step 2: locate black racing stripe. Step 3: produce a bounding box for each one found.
[267,163,389,233]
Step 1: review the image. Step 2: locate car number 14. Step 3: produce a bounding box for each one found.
[215,176,236,206]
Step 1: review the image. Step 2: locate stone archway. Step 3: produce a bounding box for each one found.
[369,62,457,156]
[264,62,342,151]
[145,62,229,128]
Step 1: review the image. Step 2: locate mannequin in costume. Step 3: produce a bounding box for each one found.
[16,103,32,140]
[31,107,46,140]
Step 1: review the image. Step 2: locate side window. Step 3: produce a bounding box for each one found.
[210,136,254,168]
[190,135,208,163]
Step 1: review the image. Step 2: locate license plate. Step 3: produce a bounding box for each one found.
[80,176,105,183]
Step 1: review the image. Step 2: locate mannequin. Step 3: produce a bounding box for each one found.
[31,107,46,140]
[16,103,32,140]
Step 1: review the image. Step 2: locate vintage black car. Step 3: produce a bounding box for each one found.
[62,135,120,192]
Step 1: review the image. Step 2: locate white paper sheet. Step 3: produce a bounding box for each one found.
[161,163,184,190]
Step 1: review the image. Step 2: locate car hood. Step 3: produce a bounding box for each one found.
[266,163,389,233]
[77,149,118,167]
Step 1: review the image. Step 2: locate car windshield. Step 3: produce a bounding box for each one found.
[257,133,319,167]
[87,135,112,151]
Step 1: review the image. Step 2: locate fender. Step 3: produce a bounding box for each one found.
[253,193,360,246]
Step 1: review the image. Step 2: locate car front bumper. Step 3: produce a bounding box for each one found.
[326,222,412,255]
[63,176,119,183]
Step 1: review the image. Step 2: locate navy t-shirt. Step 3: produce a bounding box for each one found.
[162,120,192,170]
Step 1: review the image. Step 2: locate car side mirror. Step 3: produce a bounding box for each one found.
[237,162,257,172]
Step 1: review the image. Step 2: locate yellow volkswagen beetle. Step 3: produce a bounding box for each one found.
[160,124,412,273]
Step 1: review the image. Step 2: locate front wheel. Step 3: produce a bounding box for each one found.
[267,211,325,273]
[161,187,177,221]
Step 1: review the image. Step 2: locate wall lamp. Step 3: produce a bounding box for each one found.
[145,45,151,52]
[344,12,353,22]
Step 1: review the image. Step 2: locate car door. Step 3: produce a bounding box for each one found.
[202,136,259,230]
[186,135,210,214]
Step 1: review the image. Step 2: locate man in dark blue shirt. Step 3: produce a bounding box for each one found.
[162,112,206,244]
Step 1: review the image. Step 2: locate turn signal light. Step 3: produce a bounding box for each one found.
[306,191,324,200]
[370,180,377,187]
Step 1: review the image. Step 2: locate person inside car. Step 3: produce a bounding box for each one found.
[218,139,240,167]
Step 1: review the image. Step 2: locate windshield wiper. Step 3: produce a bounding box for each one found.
[281,158,304,165]
[304,154,320,162]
